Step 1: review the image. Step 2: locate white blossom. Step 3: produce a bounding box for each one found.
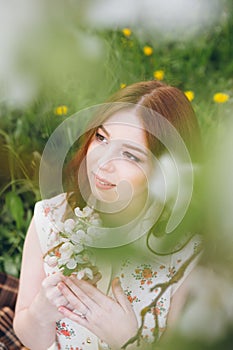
[74,207,85,217]
[73,244,85,254]
[44,255,58,267]
[76,269,85,280]
[59,242,74,259]
[82,206,94,217]
[76,229,93,246]
[83,267,94,279]
[66,259,77,270]
[74,206,93,218]
[77,267,93,280]
[71,229,86,244]
[44,205,99,276]
[58,256,70,266]
[64,218,76,233]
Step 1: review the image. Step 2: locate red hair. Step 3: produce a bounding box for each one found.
[64,80,201,210]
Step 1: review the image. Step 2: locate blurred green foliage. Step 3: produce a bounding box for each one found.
[0,1,232,280]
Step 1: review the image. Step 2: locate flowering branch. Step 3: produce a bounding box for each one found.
[43,206,101,279]
[122,242,203,349]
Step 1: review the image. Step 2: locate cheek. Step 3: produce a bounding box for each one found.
[117,163,148,191]
[86,144,98,170]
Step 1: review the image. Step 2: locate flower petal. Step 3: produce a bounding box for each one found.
[66,259,77,270]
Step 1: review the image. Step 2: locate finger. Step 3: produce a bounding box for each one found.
[45,284,64,301]
[69,271,102,284]
[68,276,106,306]
[66,302,75,310]
[58,306,89,327]
[53,295,69,308]
[111,277,131,312]
[42,272,63,288]
[57,282,92,314]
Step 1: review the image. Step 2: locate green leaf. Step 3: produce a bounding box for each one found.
[3,254,20,277]
[62,266,73,276]
[5,192,24,230]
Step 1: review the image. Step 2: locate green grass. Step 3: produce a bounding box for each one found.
[0,6,232,277]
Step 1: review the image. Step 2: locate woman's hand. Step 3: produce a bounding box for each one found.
[57,276,138,349]
[29,272,71,325]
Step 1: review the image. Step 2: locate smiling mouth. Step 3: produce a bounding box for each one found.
[93,173,116,189]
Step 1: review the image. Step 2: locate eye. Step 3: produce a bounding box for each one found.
[123,151,141,163]
[95,131,108,144]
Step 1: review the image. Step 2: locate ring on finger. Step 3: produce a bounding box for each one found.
[74,308,89,319]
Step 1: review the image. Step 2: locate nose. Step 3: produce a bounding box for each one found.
[98,158,115,173]
[97,148,116,173]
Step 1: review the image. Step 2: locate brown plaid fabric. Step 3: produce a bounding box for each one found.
[0,273,27,350]
[0,307,23,350]
[0,273,19,310]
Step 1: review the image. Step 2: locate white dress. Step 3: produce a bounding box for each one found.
[34,193,201,350]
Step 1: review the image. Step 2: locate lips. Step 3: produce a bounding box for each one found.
[93,173,116,190]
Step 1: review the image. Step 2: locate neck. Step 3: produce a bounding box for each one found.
[95,192,149,227]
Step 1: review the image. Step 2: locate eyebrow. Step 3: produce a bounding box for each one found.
[122,143,148,157]
[98,125,110,137]
[98,125,148,157]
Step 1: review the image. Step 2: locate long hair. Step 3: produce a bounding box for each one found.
[64,80,201,212]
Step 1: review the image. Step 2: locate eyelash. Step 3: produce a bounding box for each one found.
[122,151,141,163]
[95,131,141,163]
[95,131,108,144]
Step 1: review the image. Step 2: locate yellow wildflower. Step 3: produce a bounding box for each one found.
[143,46,153,56]
[213,92,229,103]
[122,28,131,37]
[153,70,165,81]
[54,105,68,116]
[184,91,195,102]
[120,83,126,89]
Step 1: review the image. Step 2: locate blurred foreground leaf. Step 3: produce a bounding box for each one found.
[5,191,24,230]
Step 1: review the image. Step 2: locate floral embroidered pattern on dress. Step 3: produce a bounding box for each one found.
[124,289,140,304]
[150,297,167,316]
[167,266,176,279]
[56,321,76,339]
[132,264,158,290]
[34,194,202,349]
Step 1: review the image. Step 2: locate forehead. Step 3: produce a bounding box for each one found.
[102,109,147,146]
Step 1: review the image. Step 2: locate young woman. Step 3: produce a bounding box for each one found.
[14,80,202,350]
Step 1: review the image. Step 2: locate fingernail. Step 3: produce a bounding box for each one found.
[57,282,64,290]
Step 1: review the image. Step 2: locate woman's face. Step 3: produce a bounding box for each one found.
[86,109,153,217]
